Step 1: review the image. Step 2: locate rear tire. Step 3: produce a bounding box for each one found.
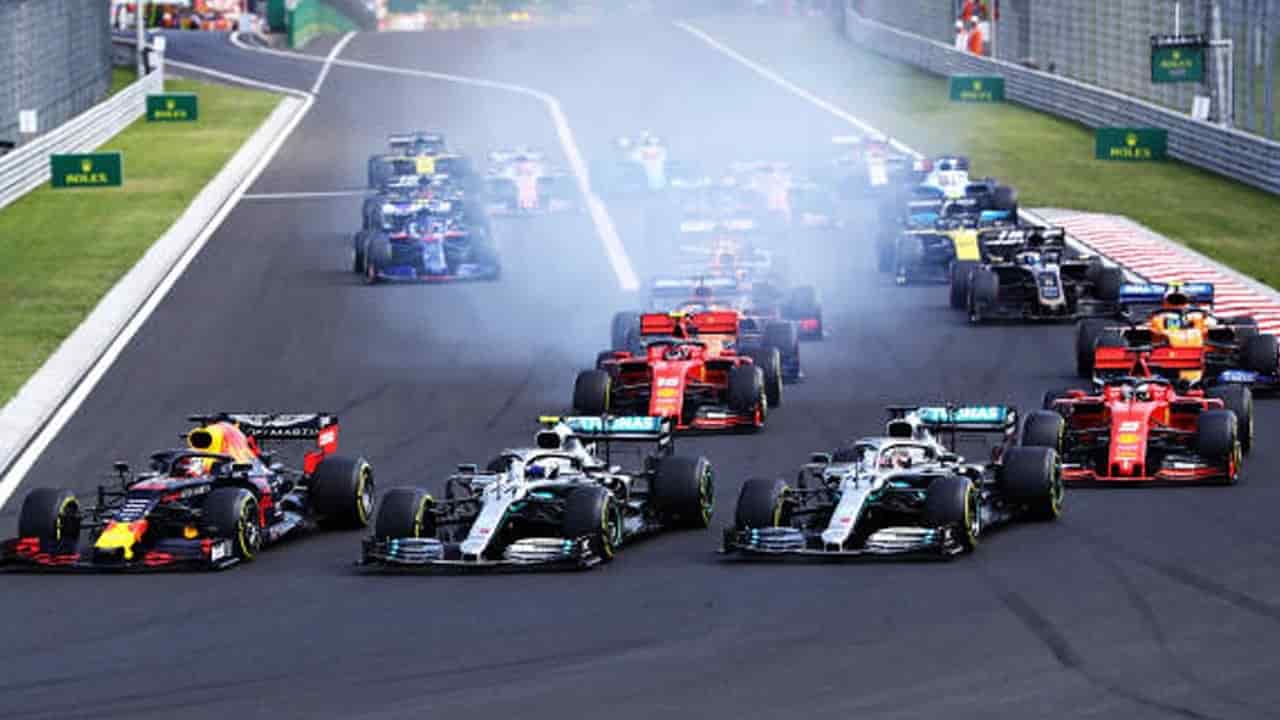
[1093,266,1123,302]
[922,475,978,551]
[1242,334,1278,375]
[727,365,765,416]
[573,370,612,415]
[1002,447,1063,521]
[373,487,435,539]
[18,488,80,543]
[1076,318,1110,378]
[950,260,976,309]
[309,455,375,529]
[1021,410,1066,454]
[1207,384,1253,454]
[562,486,622,563]
[968,267,999,324]
[734,477,789,529]
[205,488,262,561]
[651,456,714,529]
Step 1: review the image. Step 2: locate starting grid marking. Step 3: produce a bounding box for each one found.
[1056,213,1280,334]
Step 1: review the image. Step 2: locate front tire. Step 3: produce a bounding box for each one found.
[18,488,81,544]
[562,486,623,563]
[205,488,262,561]
[950,260,976,309]
[573,369,612,415]
[1207,384,1253,453]
[734,477,789,529]
[651,456,714,529]
[1002,446,1063,521]
[373,487,435,539]
[923,475,978,552]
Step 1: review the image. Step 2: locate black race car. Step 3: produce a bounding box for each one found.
[955,226,1124,322]
[1,413,373,571]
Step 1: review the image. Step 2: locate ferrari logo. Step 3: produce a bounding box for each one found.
[80,158,92,173]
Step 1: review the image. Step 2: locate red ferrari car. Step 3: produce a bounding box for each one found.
[575,311,769,432]
[1024,377,1250,485]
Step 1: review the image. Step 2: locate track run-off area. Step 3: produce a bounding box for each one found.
[4,15,1280,720]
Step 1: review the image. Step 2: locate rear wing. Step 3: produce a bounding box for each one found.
[640,310,739,336]
[189,413,338,440]
[889,404,1018,433]
[1118,282,1214,308]
[540,415,672,441]
[649,275,739,297]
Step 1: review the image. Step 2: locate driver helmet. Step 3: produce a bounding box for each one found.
[174,455,211,477]
[1162,284,1191,310]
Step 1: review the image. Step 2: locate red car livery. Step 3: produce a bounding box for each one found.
[1025,378,1251,485]
[574,311,770,432]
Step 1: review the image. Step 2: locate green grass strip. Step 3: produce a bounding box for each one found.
[0,71,279,404]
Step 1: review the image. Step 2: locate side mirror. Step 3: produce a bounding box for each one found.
[808,452,832,465]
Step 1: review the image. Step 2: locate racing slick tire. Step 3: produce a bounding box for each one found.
[205,488,263,561]
[1242,334,1279,375]
[991,185,1018,214]
[352,231,368,274]
[651,456,715,529]
[746,346,783,409]
[1207,384,1254,453]
[373,487,436,539]
[734,477,789,529]
[967,267,999,324]
[18,488,81,543]
[1075,318,1111,378]
[1093,266,1124,303]
[727,365,766,417]
[763,320,799,355]
[364,234,392,285]
[573,369,612,415]
[562,486,623,563]
[1195,410,1239,483]
[922,475,979,552]
[950,260,977,310]
[1021,410,1066,454]
[1225,316,1259,344]
[309,456,375,529]
[1001,446,1063,521]
[610,311,641,352]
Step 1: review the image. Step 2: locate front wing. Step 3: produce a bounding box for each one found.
[0,536,238,572]
[721,525,966,559]
[359,536,604,572]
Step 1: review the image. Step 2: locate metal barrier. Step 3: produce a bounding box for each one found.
[0,49,164,212]
[843,7,1280,195]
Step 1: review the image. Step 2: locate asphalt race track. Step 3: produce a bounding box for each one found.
[5,15,1280,720]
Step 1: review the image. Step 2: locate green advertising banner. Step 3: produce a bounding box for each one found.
[1150,34,1207,83]
[50,152,124,188]
[1095,128,1168,161]
[949,75,1005,102]
[146,93,198,122]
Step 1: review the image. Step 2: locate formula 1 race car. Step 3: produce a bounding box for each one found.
[483,148,573,214]
[593,132,699,194]
[610,278,809,380]
[360,415,713,570]
[1,413,373,571]
[1029,376,1251,485]
[576,312,771,433]
[1074,282,1279,389]
[722,404,1061,559]
[956,226,1125,322]
[820,136,911,201]
[367,132,474,189]
[355,202,500,283]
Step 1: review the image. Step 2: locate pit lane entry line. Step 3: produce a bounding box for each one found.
[229,32,641,292]
[0,47,348,508]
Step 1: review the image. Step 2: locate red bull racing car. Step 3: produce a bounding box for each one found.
[1,413,374,571]
[575,311,770,433]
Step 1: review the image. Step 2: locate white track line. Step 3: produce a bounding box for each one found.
[0,54,339,507]
[228,33,640,291]
[312,33,356,94]
[243,190,367,200]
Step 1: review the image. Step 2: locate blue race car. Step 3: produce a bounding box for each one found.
[354,202,499,284]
